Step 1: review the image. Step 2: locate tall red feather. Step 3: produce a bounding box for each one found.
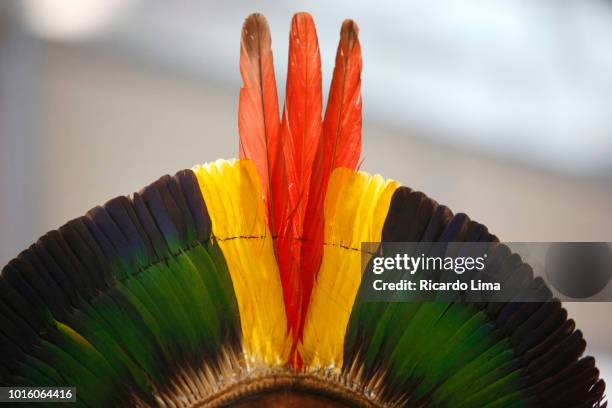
[238,13,285,231]
[299,19,362,340]
[276,12,323,349]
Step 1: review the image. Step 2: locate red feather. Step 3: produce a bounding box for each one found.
[299,19,362,340]
[276,12,323,347]
[238,13,285,232]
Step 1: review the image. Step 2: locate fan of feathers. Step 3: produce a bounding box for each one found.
[0,12,606,408]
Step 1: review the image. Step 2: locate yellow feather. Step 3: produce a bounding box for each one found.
[300,167,398,370]
[192,159,290,366]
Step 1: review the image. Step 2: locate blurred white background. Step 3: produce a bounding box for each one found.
[0,0,611,387]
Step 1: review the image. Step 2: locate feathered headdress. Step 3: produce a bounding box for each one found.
[0,12,606,407]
